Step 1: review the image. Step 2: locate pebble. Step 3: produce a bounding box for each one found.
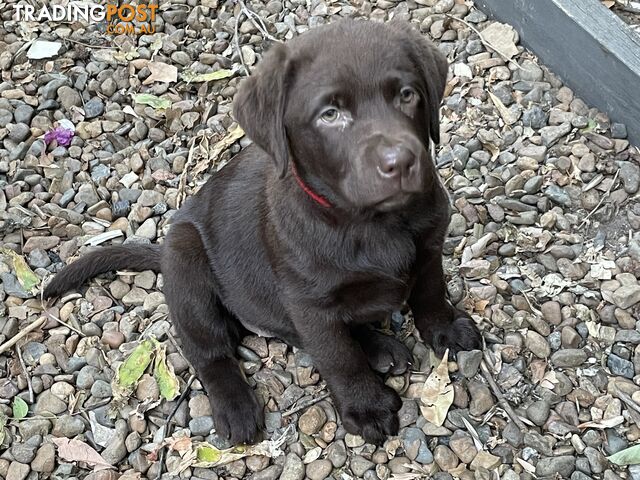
[31,443,55,472]
[306,459,332,480]
[281,453,305,480]
[608,354,635,379]
[457,350,482,377]
[551,349,587,367]
[6,462,30,480]
[434,445,459,472]
[0,7,637,480]
[35,391,67,415]
[298,405,326,435]
[536,456,575,477]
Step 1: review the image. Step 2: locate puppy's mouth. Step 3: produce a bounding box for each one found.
[373,191,416,211]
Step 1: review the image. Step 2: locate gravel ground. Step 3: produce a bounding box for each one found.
[1,1,640,479]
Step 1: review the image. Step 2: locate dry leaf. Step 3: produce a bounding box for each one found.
[112,338,155,403]
[194,440,281,468]
[608,444,640,466]
[0,247,39,292]
[154,344,180,401]
[529,358,547,384]
[89,411,116,448]
[27,40,62,59]
[578,415,624,430]
[516,457,536,474]
[481,23,519,59]
[133,93,172,110]
[419,349,454,426]
[123,105,140,118]
[182,68,234,83]
[191,124,245,177]
[167,436,193,453]
[453,63,473,79]
[52,438,113,471]
[143,62,178,85]
[488,91,519,125]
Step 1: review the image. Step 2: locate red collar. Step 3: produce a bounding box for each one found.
[290,162,332,208]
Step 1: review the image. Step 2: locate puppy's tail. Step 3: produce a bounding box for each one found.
[43,244,162,298]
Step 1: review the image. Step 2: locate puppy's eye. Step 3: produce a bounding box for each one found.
[399,87,418,103]
[320,107,340,123]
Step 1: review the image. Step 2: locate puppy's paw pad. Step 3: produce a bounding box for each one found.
[210,387,264,444]
[341,384,401,445]
[362,333,413,375]
[428,314,482,357]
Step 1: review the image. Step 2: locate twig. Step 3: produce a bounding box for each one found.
[15,344,34,403]
[233,7,249,76]
[579,169,620,229]
[42,308,86,337]
[0,317,46,355]
[282,391,330,417]
[444,14,523,70]
[63,38,117,49]
[238,0,278,42]
[39,286,86,337]
[166,331,197,376]
[71,398,112,416]
[155,374,197,480]
[479,359,526,430]
[616,390,640,417]
[176,135,200,208]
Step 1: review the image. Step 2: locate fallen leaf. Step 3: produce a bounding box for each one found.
[52,438,113,471]
[112,339,155,400]
[143,62,178,85]
[119,473,143,480]
[481,23,518,59]
[608,444,640,466]
[0,248,39,292]
[12,397,28,419]
[166,436,193,453]
[488,91,519,125]
[89,411,116,448]
[84,231,124,247]
[602,0,615,8]
[122,105,140,118]
[191,124,245,178]
[133,93,172,110]
[27,40,62,59]
[113,49,140,63]
[453,63,473,79]
[196,444,223,464]
[154,344,180,401]
[578,415,625,430]
[419,349,454,426]
[182,68,234,83]
[516,457,536,474]
[194,440,281,468]
[0,414,6,445]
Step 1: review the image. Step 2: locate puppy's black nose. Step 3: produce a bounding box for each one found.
[376,144,416,178]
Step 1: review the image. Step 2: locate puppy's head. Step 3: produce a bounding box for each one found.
[234,20,448,212]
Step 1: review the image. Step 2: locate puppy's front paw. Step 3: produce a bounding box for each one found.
[339,379,401,445]
[360,331,413,375]
[422,310,481,357]
[209,383,264,444]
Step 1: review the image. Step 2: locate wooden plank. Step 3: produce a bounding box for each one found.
[476,0,640,145]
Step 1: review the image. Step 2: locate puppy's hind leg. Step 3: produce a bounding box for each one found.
[162,222,263,444]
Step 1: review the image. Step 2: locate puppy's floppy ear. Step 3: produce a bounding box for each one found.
[233,43,291,178]
[398,23,449,144]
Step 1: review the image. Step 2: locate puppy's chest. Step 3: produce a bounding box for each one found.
[326,243,416,321]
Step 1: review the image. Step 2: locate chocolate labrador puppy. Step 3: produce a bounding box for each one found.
[44,19,482,445]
